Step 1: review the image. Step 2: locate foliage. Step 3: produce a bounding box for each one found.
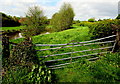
[2,40,35,83]
[3,39,54,83]
[3,40,37,69]
[88,18,96,22]
[45,25,55,33]
[50,3,75,32]
[116,14,120,19]
[98,19,102,21]
[73,20,81,24]
[2,66,29,84]
[44,19,50,25]
[76,21,94,27]
[3,64,54,84]
[27,64,52,83]
[0,12,21,27]
[89,19,120,39]
[22,6,47,38]
[2,35,10,59]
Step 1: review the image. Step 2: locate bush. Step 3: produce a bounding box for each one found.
[116,14,120,19]
[2,66,29,83]
[89,19,120,39]
[73,20,80,24]
[45,25,55,33]
[76,21,94,27]
[88,18,96,22]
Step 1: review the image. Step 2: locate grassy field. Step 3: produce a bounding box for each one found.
[10,25,120,82]
[0,26,24,31]
[11,26,90,43]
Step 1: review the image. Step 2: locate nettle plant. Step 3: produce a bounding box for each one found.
[27,64,52,83]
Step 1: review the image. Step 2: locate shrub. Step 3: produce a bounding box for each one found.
[73,20,81,24]
[76,21,94,27]
[88,18,96,22]
[89,19,120,39]
[45,25,55,33]
[116,14,120,19]
[2,66,29,83]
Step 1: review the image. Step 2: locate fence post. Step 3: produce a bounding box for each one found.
[112,29,120,52]
[116,29,120,49]
[111,24,120,52]
[2,35,10,58]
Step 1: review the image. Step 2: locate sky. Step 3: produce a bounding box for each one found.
[0,0,120,21]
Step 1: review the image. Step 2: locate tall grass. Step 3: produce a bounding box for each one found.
[54,52,120,82]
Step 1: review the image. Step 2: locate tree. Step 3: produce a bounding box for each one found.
[50,13,59,31]
[50,3,75,31]
[88,18,96,22]
[1,12,21,27]
[23,6,47,39]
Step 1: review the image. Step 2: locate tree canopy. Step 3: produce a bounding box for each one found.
[1,12,20,27]
[50,3,75,31]
[23,6,47,38]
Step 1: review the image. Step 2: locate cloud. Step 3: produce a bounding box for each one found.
[57,0,119,20]
[0,0,37,16]
[0,0,119,20]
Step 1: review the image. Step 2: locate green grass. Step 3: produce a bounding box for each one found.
[0,26,24,31]
[34,26,90,43]
[11,26,90,43]
[55,52,120,82]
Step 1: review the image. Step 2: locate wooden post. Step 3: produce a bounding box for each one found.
[111,24,120,52]
[116,29,120,50]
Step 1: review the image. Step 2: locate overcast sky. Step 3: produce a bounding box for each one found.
[0,0,120,20]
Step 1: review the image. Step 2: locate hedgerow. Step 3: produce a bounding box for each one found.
[89,19,120,39]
